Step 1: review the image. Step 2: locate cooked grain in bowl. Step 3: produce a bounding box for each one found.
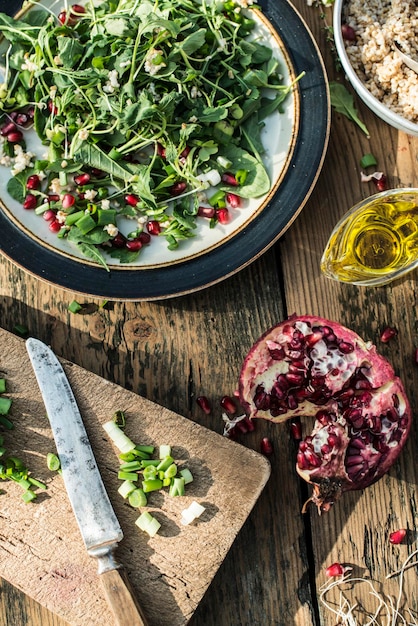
[343,0,418,123]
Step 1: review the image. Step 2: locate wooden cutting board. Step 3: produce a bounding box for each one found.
[0,328,270,626]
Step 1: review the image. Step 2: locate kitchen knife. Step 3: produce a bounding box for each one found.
[26,337,149,626]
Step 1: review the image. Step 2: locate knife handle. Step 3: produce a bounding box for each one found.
[100,567,149,626]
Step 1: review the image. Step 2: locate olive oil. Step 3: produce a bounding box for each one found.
[321,189,418,286]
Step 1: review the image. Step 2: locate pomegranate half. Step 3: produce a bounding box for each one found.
[238,315,411,513]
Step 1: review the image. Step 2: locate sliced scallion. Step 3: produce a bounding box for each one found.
[360,153,378,169]
[118,480,137,499]
[46,452,61,471]
[103,420,136,454]
[128,488,147,508]
[135,511,161,538]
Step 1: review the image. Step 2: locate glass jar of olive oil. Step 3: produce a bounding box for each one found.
[321,189,418,286]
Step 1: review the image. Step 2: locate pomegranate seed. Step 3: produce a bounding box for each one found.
[6,130,23,143]
[290,420,302,440]
[216,208,229,224]
[58,10,68,23]
[47,100,58,115]
[196,396,211,414]
[197,206,216,219]
[15,112,29,126]
[156,143,166,158]
[260,437,273,456]
[234,419,249,434]
[373,173,387,191]
[74,173,91,186]
[147,220,162,235]
[325,563,345,577]
[341,23,356,40]
[170,181,187,196]
[111,233,127,248]
[380,326,397,343]
[243,416,255,431]
[62,193,76,209]
[125,194,139,207]
[23,194,37,210]
[221,172,239,186]
[180,145,191,158]
[1,121,17,136]
[26,174,41,190]
[47,194,60,203]
[125,239,143,252]
[70,3,86,14]
[90,167,104,177]
[389,528,407,544]
[138,232,151,244]
[220,395,237,414]
[49,219,61,233]
[226,192,242,208]
[42,209,56,221]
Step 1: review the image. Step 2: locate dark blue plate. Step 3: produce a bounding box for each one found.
[0,0,329,300]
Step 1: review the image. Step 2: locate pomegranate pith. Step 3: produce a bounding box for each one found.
[238,315,411,513]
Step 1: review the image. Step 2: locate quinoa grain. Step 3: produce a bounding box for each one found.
[343,0,418,122]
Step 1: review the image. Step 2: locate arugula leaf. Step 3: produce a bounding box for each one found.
[57,37,84,68]
[329,82,370,137]
[75,243,110,271]
[73,143,133,181]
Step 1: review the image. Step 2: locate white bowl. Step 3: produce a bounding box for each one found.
[333,0,418,136]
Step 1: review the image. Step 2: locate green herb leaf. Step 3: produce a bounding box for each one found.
[329,82,370,137]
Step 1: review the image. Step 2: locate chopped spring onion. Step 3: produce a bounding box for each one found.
[0,379,6,394]
[156,455,175,472]
[180,468,194,485]
[0,397,12,415]
[118,470,139,481]
[158,444,171,459]
[142,478,163,493]
[360,153,378,169]
[103,420,136,454]
[128,488,147,508]
[68,300,83,314]
[46,452,61,472]
[181,501,206,525]
[169,476,185,497]
[118,480,137,499]
[135,511,161,538]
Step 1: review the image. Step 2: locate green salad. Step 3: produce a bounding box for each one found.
[0,0,302,269]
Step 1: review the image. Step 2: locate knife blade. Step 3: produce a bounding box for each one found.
[26,337,149,626]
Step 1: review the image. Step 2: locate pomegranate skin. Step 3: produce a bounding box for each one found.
[238,315,412,512]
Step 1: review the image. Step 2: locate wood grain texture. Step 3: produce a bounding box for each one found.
[0,0,417,625]
[279,4,418,624]
[0,329,270,626]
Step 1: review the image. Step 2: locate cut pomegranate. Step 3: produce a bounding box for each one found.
[238,315,411,513]
[26,175,41,190]
[341,24,356,41]
[147,220,161,235]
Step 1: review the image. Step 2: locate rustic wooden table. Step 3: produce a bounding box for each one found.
[0,0,417,624]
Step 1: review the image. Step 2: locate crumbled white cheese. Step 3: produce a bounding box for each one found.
[104,223,118,237]
[103,69,120,93]
[84,188,97,201]
[101,199,111,210]
[144,49,166,76]
[11,145,35,175]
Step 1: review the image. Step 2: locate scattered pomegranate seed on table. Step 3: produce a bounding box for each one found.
[389,528,407,544]
[260,437,273,456]
[220,395,237,414]
[325,562,351,577]
[380,326,398,343]
[196,395,211,414]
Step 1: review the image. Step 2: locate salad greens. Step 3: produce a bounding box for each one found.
[0,0,302,269]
